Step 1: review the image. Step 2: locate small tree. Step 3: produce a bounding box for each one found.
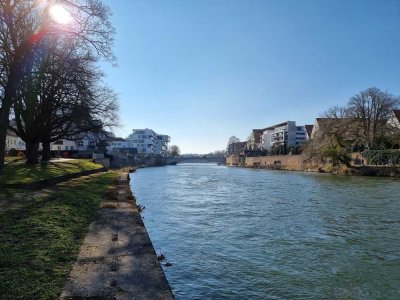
[168,145,180,157]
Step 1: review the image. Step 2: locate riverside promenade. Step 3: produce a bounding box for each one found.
[60,174,174,299]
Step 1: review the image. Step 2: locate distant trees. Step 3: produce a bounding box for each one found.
[206,150,226,158]
[0,0,118,171]
[168,145,181,157]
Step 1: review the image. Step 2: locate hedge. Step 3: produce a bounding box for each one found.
[362,150,400,165]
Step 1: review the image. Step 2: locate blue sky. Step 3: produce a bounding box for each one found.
[101,0,400,154]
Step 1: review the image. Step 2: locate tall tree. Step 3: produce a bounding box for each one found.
[0,0,42,173]
[11,40,118,163]
[0,0,116,171]
[347,87,399,149]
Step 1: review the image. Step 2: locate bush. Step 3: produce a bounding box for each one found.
[362,150,400,165]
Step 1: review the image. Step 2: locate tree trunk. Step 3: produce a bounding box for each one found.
[0,107,10,174]
[0,43,30,174]
[41,141,51,162]
[25,141,39,165]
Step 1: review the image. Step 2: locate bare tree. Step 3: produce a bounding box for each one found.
[347,87,399,149]
[0,0,42,173]
[10,45,119,163]
[168,145,181,157]
[0,0,116,171]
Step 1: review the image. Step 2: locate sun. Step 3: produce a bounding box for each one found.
[49,4,72,25]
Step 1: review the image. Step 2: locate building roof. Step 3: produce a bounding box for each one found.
[252,129,266,143]
[393,110,400,123]
[263,121,291,131]
[304,125,314,137]
[6,130,18,137]
[109,137,126,142]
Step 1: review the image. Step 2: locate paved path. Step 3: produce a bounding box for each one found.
[60,174,174,299]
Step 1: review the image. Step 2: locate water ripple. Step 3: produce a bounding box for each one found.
[131,164,400,299]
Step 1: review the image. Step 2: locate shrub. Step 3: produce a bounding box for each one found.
[362,150,400,165]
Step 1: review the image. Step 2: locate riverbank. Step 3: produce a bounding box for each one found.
[226,154,400,177]
[131,163,400,298]
[0,170,173,299]
[0,172,117,299]
[60,173,174,299]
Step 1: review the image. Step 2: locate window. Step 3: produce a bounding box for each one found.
[77,140,84,147]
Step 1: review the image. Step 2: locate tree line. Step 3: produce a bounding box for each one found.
[304,87,400,166]
[0,0,119,174]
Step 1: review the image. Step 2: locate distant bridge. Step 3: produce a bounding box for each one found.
[165,156,225,165]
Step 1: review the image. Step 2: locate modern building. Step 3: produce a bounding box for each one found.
[127,129,170,157]
[153,134,170,156]
[106,137,131,152]
[260,121,308,152]
[247,129,266,150]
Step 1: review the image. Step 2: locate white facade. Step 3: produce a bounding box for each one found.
[50,139,77,151]
[388,110,400,129]
[106,139,131,152]
[261,121,307,151]
[5,131,25,152]
[127,129,170,156]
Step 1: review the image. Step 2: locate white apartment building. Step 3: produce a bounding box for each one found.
[261,121,308,151]
[127,128,170,156]
[106,138,131,152]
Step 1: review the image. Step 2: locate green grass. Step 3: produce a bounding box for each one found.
[0,171,118,300]
[0,159,103,185]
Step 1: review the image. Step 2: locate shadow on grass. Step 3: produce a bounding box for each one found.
[0,172,117,300]
[0,160,102,185]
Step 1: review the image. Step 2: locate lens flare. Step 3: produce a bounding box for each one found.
[49,4,72,25]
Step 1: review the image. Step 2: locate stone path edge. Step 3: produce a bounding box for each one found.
[60,173,175,300]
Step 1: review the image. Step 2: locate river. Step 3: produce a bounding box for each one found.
[129,163,400,299]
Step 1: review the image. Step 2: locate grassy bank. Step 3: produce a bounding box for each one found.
[0,159,103,185]
[0,171,118,299]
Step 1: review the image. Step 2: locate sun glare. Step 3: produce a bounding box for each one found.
[49,4,72,25]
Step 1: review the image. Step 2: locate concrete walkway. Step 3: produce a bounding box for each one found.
[60,174,174,299]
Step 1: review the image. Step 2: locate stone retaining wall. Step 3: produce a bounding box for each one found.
[225,154,305,170]
[245,155,305,170]
[225,155,240,166]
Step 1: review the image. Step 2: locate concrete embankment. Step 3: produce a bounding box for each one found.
[60,173,174,299]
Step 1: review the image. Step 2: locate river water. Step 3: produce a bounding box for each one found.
[130,164,400,299]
